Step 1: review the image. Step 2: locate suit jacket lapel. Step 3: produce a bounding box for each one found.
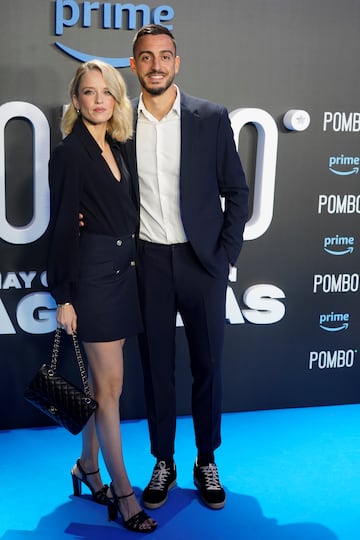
[123,99,140,208]
[180,92,199,192]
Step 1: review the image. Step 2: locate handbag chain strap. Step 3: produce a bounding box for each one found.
[49,328,93,399]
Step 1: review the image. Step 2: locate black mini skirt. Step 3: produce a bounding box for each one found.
[73,232,143,342]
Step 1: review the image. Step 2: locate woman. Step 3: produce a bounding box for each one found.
[47,59,156,533]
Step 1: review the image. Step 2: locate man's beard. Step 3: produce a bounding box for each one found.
[139,72,175,96]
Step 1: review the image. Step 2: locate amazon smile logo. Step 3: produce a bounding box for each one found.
[328,154,360,176]
[54,0,174,67]
[323,235,355,255]
[319,312,350,332]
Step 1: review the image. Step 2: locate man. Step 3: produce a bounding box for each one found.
[124,24,249,511]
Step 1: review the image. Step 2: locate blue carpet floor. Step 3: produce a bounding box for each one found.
[0,404,359,539]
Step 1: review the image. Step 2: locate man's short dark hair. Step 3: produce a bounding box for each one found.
[132,24,177,56]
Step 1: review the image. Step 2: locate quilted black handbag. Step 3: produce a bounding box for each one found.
[24,328,98,435]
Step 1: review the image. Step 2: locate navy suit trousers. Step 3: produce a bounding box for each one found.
[136,239,228,459]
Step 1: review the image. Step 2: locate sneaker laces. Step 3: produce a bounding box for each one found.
[148,461,172,491]
[199,463,222,491]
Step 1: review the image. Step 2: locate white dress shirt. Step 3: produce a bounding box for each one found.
[136,87,187,244]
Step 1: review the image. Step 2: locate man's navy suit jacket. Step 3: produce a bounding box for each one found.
[122,91,249,277]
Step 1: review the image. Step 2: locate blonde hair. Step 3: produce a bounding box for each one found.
[61,59,133,142]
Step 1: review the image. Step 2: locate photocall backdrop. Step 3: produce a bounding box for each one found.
[1,0,359,430]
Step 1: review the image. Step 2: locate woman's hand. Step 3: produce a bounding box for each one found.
[56,303,77,334]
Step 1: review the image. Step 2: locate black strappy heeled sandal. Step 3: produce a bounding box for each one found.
[71,458,109,505]
[107,482,157,533]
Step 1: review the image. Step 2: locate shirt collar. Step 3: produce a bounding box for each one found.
[138,85,181,119]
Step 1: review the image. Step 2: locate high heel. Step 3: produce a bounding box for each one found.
[71,459,109,505]
[107,482,157,533]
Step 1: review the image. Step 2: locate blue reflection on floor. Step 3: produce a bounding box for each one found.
[0,404,359,539]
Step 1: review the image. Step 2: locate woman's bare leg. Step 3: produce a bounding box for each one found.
[72,371,105,494]
[83,339,155,529]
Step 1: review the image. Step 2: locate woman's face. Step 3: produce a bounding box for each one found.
[73,69,115,126]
